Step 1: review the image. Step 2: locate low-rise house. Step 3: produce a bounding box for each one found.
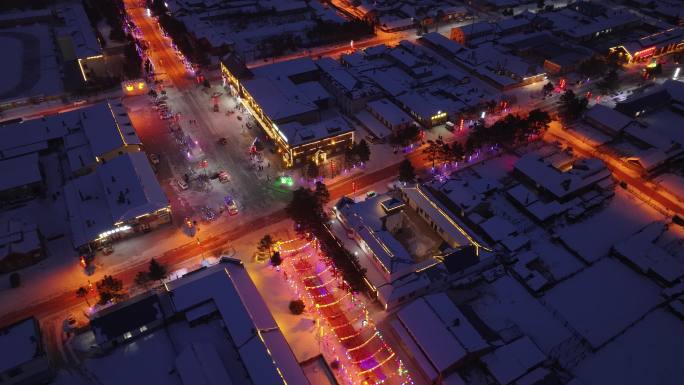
[0,219,44,273]
[513,152,611,203]
[90,293,169,349]
[63,151,171,251]
[366,98,415,132]
[0,317,53,385]
[480,336,546,385]
[583,104,635,137]
[392,293,490,382]
[0,154,44,203]
[613,221,684,286]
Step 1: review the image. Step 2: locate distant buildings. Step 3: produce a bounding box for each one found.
[420,32,546,91]
[164,0,348,58]
[610,27,684,63]
[0,317,53,385]
[328,0,472,32]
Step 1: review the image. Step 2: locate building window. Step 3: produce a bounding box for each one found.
[123,332,132,340]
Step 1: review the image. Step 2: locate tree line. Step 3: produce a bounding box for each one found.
[285,182,367,292]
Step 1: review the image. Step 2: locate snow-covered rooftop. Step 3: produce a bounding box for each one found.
[54,3,102,59]
[481,336,545,385]
[0,152,41,192]
[401,186,475,247]
[367,98,414,127]
[63,151,169,247]
[0,219,41,260]
[0,317,41,373]
[584,104,633,134]
[0,24,63,103]
[396,293,487,374]
[613,221,684,285]
[166,260,309,385]
[176,342,233,385]
[278,116,354,147]
[544,258,662,349]
[514,152,610,200]
[0,101,141,164]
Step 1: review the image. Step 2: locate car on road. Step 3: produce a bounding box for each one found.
[176,178,189,190]
[224,196,239,215]
[149,153,160,165]
[218,170,230,183]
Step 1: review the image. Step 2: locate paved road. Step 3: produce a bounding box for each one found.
[547,123,684,217]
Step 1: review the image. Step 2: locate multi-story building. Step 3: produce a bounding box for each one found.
[221,57,354,167]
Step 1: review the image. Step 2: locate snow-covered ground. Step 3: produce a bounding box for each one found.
[528,237,585,281]
[543,258,662,349]
[558,188,665,263]
[573,309,684,385]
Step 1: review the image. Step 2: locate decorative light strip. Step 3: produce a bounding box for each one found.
[357,352,396,376]
[347,332,378,352]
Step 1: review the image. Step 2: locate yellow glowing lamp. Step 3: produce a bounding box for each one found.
[125,85,134,92]
[137,82,145,90]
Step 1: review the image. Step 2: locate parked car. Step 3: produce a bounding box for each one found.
[218,170,230,183]
[224,196,239,215]
[176,178,189,190]
[149,153,160,165]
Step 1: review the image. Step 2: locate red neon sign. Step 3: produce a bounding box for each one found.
[634,46,656,59]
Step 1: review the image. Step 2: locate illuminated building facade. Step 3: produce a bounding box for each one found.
[221,57,354,167]
[0,101,171,252]
[609,27,684,63]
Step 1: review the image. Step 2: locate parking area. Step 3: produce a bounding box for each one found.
[124,82,292,232]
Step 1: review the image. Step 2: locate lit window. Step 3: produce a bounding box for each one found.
[139,325,148,332]
[123,332,132,340]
